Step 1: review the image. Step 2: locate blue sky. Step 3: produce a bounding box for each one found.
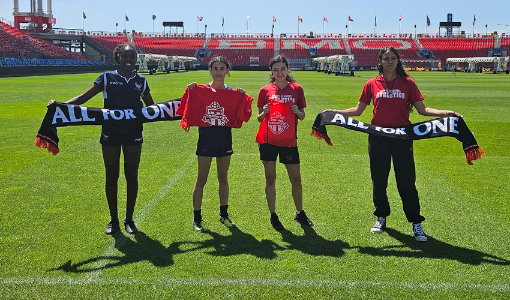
[1,0,509,36]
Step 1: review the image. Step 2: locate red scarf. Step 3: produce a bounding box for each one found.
[177,85,253,130]
[256,100,298,147]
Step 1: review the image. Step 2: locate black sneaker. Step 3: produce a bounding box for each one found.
[219,216,237,228]
[294,210,314,226]
[413,223,428,242]
[105,221,120,235]
[193,220,207,232]
[371,217,386,234]
[271,214,285,231]
[124,220,138,234]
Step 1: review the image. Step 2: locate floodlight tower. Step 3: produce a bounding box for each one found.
[12,0,56,32]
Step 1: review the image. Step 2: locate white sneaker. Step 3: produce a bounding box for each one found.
[413,223,428,242]
[371,217,386,234]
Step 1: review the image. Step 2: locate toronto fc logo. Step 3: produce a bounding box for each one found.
[202,101,229,126]
[268,111,289,135]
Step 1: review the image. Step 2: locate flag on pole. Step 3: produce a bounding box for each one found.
[298,15,303,23]
[222,16,224,26]
[247,15,250,21]
[197,15,203,21]
[152,15,156,21]
[323,16,328,22]
[273,15,276,22]
[473,15,476,26]
[427,15,431,26]
[82,12,86,19]
[375,15,377,27]
[348,15,353,22]
[125,14,129,21]
[399,15,403,21]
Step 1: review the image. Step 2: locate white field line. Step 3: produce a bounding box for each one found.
[0,277,509,293]
[234,153,507,159]
[4,154,507,292]
[84,154,196,282]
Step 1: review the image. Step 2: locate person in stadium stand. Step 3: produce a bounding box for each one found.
[185,56,246,232]
[47,43,155,235]
[325,46,463,242]
[256,55,314,231]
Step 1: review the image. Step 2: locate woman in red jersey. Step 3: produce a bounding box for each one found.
[256,55,314,231]
[327,47,463,242]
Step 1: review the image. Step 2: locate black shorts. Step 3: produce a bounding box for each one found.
[259,143,300,164]
[196,126,233,157]
[100,128,143,147]
[196,147,233,157]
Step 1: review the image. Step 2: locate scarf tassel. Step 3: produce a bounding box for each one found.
[465,145,484,165]
[311,127,333,146]
[34,135,60,155]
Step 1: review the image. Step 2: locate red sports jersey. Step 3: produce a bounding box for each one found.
[359,75,424,127]
[177,84,253,129]
[256,82,306,147]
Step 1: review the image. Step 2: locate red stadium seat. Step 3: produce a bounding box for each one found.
[0,20,88,60]
[418,37,494,64]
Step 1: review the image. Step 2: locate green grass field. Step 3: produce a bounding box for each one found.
[0,70,509,299]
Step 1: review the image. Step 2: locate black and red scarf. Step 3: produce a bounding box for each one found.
[311,111,484,165]
[35,99,181,155]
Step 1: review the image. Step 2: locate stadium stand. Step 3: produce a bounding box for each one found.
[90,36,129,52]
[418,37,494,64]
[1,18,507,73]
[278,38,347,68]
[81,35,117,65]
[499,37,510,56]
[204,38,274,66]
[348,38,422,67]
[133,37,204,56]
[0,20,87,61]
[0,30,30,56]
[90,36,204,57]
[280,38,345,50]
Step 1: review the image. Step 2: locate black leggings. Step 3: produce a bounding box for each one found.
[368,135,425,223]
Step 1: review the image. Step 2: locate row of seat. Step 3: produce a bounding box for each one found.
[0,58,105,67]
[91,35,498,52]
[349,39,419,50]
[500,38,510,46]
[134,38,205,49]
[430,49,491,64]
[1,27,505,68]
[280,39,345,50]
[207,39,274,50]
[202,49,274,66]
[315,49,349,57]
[420,38,494,50]
[0,34,30,55]
[0,21,88,61]
[280,49,311,59]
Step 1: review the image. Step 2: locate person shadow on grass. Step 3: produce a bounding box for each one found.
[186,227,284,259]
[53,231,184,273]
[278,225,351,257]
[357,228,510,265]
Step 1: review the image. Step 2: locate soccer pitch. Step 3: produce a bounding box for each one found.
[0,70,509,299]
